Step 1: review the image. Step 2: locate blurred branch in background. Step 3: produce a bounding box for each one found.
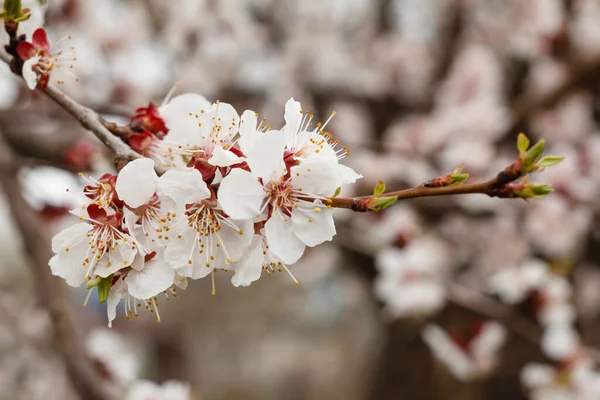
[0,130,120,400]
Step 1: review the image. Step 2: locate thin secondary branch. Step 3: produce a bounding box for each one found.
[0,131,121,400]
[329,179,495,210]
[329,162,521,211]
[0,51,166,174]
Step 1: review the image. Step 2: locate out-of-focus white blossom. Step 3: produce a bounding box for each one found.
[374,235,452,317]
[125,380,192,400]
[422,322,507,381]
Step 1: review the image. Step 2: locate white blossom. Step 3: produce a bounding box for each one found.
[125,380,191,400]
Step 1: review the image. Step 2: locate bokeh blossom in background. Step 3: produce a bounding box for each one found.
[0,1,599,400]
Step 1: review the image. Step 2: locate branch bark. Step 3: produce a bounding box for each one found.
[329,161,522,211]
[0,51,166,175]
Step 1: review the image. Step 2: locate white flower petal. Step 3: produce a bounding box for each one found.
[422,324,475,381]
[49,244,89,287]
[283,98,302,144]
[541,325,580,360]
[290,159,342,196]
[125,259,175,299]
[160,93,211,134]
[107,278,126,328]
[231,235,264,287]
[339,164,362,185]
[291,205,336,247]
[208,145,245,167]
[244,130,287,181]
[211,101,240,129]
[218,169,265,219]
[22,56,40,90]
[265,215,305,264]
[95,238,138,278]
[157,168,210,207]
[238,110,258,153]
[164,227,199,277]
[116,158,158,208]
[51,222,92,252]
[216,218,254,263]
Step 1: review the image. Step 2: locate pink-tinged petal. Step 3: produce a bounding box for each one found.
[218,169,265,219]
[283,98,303,143]
[51,222,92,252]
[244,130,287,182]
[338,164,362,185]
[107,278,126,328]
[125,259,175,299]
[32,28,49,51]
[265,215,305,264]
[231,235,264,287]
[16,41,36,61]
[290,159,342,196]
[208,146,245,167]
[49,244,89,287]
[22,56,40,90]
[157,168,210,207]
[116,158,158,208]
[291,206,336,247]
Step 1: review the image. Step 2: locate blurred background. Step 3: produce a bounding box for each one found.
[1,0,600,399]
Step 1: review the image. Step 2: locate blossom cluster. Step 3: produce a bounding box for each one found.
[49,95,360,326]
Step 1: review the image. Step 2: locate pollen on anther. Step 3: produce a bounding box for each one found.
[188,259,192,264]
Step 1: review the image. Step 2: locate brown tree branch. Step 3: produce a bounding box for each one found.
[0,131,122,400]
[510,53,600,130]
[0,51,166,174]
[329,161,522,211]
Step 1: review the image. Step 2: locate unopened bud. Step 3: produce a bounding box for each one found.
[423,164,469,187]
[448,164,469,186]
[2,0,29,22]
[368,195,398,211]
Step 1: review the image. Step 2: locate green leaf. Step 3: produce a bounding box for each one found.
[449,164,469,186]
[368,195,398,212]
[517,133,530,154]
[530,184,554,197]
[537,156,565,168]
[449,173,470,186]
[373,180,386,196]
[97,277,113,305]
[523,139,546,166]
[332,187,342,198]
[14,7,30,22]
